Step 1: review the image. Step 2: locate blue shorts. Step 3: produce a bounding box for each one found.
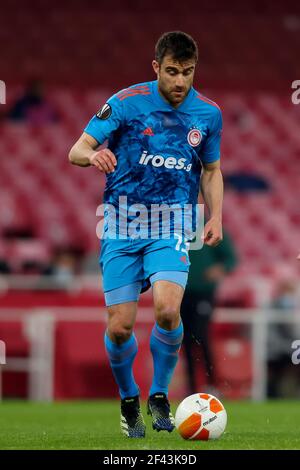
[100,237,190,306]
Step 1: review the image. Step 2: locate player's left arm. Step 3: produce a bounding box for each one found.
[200,160,223,246]
[199,105,223,247]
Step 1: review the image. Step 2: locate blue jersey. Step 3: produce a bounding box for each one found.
[84,80,222,237]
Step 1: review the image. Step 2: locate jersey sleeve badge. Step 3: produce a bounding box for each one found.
[96,103,112,120]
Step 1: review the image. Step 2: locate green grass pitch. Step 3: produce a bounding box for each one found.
[0,400,300,450]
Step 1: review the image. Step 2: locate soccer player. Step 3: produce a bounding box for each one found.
[69,31,223,438]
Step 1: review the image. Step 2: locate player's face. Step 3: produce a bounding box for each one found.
[152,55,196,107]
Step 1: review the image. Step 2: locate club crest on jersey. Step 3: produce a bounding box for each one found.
[96,103,112,120]
[187,128,202,147]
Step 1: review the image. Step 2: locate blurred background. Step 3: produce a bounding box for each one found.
[0,0,300,402]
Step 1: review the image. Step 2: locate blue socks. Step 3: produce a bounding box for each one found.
[105,322,184,399]
[149,322,184,396]
[104,332,139,399]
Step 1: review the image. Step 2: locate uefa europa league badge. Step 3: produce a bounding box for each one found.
[96,103,112,120]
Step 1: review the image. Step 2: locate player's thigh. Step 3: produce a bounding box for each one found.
[107,301,138,341]
[152,280,185,329]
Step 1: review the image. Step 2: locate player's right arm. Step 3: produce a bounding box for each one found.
[68,132,117,173]
[68,93,124,173]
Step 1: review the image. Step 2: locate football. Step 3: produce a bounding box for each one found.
[175,393,227,440]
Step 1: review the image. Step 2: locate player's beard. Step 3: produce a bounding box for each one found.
[159,83,190,107]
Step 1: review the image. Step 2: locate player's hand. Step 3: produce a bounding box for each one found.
[88,149,117,173]
[202,217,223,247]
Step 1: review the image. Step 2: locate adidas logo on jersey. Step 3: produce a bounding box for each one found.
[142,127,154,136]
[139,151,192,172]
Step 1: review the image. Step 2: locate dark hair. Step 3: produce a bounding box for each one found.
[155,31,198,64]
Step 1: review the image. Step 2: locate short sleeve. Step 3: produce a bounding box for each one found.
[200,108,222,164]
[84,93,124,144]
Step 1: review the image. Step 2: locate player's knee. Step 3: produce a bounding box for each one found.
[155,303,180,330]
[108,322,133,345]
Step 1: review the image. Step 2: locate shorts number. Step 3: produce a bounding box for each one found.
[174,234,190,254]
